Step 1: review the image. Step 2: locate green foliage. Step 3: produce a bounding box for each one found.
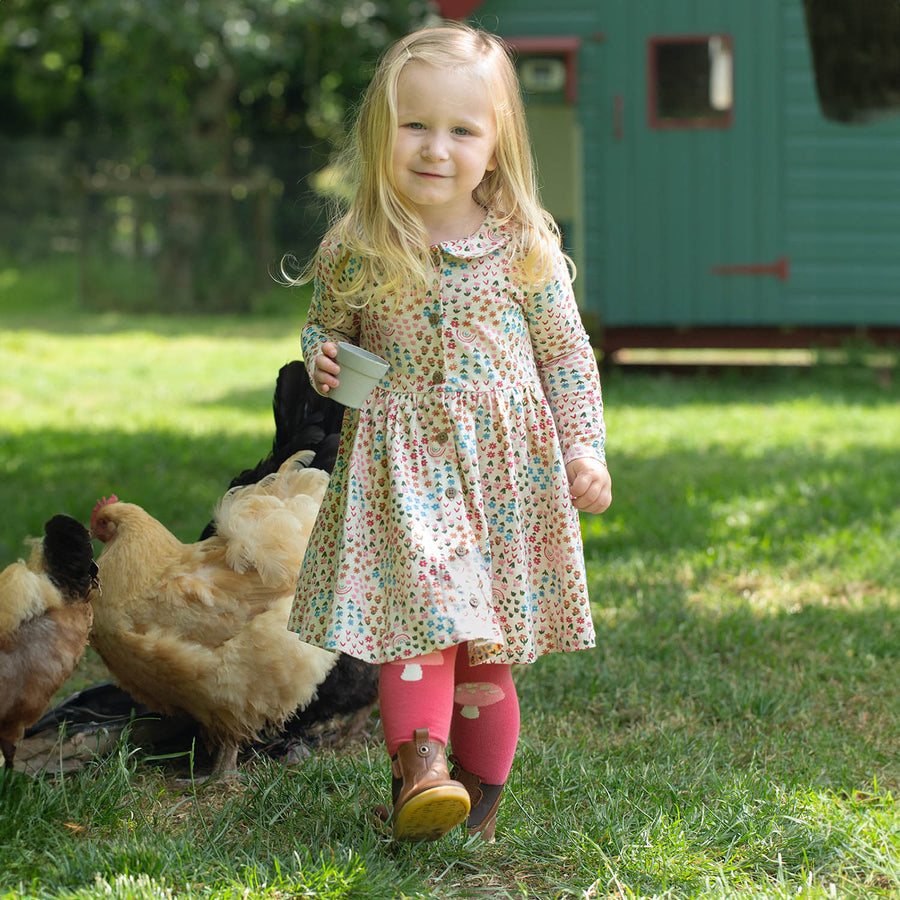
[0,0,85,133]
[0,1,433,309]
[803,0,900,122]
[1,295,898,898]
[0,0,432,152]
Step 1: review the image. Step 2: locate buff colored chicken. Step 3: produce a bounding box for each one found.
[1,515,98,769]
[88,451,337,777]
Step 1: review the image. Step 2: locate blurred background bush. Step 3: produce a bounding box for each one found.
[0,0,432,313]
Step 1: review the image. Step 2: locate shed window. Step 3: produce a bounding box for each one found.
[648,34,734,129]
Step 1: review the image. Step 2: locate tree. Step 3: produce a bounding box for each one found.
[0,0,434,309]
[803,0,900,123]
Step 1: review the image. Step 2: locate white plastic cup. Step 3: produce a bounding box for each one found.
[330,342,390,408]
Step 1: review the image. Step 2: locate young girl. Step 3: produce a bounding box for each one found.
[287,21,611,843]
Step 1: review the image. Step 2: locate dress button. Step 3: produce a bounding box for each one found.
[455,546,468,557]
[445,487,457,499]
[436,432,449,444]
[468,596,479,608]
[429,313,440,326]
[431,371,442,385]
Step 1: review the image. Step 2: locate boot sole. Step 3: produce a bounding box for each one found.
[393,785,471,842]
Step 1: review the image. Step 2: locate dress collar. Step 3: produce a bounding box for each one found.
[434,212,512,260]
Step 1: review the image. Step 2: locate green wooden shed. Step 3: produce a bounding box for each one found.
[435,0,900,353]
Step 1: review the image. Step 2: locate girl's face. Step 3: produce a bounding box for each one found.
[391,61,498,241]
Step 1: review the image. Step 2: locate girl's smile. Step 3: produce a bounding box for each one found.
[392,61,498,244]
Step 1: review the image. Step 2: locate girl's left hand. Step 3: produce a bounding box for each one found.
[566,457,612,514]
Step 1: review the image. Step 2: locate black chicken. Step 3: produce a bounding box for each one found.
[199,360,377,758]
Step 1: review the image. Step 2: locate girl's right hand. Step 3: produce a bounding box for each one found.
[566,457,612,514]
[313,341,341,394]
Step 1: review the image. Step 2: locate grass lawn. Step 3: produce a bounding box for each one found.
[1,257,899,899]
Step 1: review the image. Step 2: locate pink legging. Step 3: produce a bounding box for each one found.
[378,644,520,784]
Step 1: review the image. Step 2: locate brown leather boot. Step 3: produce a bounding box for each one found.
[390,728,470,842]
[449,756,505,842]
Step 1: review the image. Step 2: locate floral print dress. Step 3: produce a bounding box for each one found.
[287,216,606,665]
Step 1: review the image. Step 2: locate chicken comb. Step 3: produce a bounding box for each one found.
[92,495,119,517]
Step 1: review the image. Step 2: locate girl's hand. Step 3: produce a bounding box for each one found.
[566,457,612,514]
[313,342,341,394]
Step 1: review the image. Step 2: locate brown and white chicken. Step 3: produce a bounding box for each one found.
[88,451,337,777]
[0,515,98,769]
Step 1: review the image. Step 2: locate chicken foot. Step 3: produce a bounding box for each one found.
[175,739,241,786]
[210,740,240,779]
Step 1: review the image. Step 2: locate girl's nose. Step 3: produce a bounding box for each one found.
[421,135,448,161]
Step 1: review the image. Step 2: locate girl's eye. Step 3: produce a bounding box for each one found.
[452,126,471,136]
[406,122,425,130]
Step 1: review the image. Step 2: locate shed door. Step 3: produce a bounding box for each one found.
[512,43,585,303]
[528,104,583,298]
[601,23,786,328]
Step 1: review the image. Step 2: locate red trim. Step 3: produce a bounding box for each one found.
[612,94,625,141]
[506,36,582,104]
[433,0,484,17]
[647,33,734,131]
[710,257,791,281]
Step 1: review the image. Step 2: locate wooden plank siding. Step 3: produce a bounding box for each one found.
[596,2,787,328]
[458,0,900,335]
[782,1,900,324]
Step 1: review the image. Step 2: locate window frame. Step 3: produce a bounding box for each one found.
[647,33,735,131]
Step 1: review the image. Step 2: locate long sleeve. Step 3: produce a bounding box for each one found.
[300,242,361,390]
[523,248,606,465]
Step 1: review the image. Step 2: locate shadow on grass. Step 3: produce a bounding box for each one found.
[0,255,312,338]
[1,418,897,897]
[0,428,278,558]
[194,382,285,415]
[3,416,897,583]
[0,311,296,338]
[4,420,896,665]
[588,439,899,581]
[601,363,899,410]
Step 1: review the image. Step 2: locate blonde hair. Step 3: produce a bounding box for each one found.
[295,20,566,308]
